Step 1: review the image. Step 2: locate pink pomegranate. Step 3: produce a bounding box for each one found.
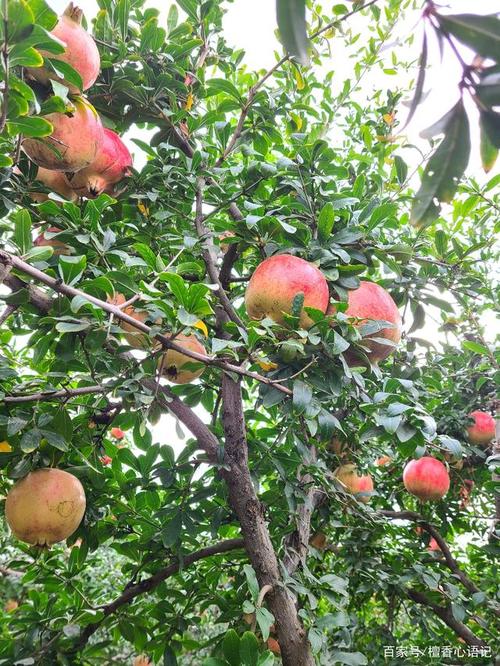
[403,457,450,502]
[27,3,100,93]
[66,128,132,197]
[466,410,496,447]
[22,97,103,172]
[31,167,78,202]
[5,468,86,546]
[34,226,71,255]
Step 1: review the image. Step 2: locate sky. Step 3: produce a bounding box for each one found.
[12,1,500,456]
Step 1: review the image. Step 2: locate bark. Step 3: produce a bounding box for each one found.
[221,373,313,666]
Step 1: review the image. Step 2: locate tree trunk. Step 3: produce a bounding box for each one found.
[221,373,314,666]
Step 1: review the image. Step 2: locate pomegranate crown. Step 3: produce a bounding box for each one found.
[63,3,84,24]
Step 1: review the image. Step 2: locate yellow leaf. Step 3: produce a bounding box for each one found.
[383,113,395,125]
[257,360,278,372]
[293,67,305,91]
[194,320,208,337]
[185,92,194,111]
[290,112,303,131]
[0,441,12,453]
[138,201,149,216]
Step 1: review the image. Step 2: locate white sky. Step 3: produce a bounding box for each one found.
[14,1,500,456]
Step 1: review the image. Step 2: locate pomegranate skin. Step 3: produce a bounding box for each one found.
[329,281,401,364]
[31,167,78,202]
[66,129,132,198]
[34,226,71,255]
[245,254,329,329]
[466,410,496,447]
[27,3,100,93]
[403,457,450,502]
[334,463,374,504]
[107,293,155,348]
[5,468,86,546]
[22,97,103,172]
[157,333,207,384]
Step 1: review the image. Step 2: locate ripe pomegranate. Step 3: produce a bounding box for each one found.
[403,457,450,502]
[376,455,392,466]
[466,410,496,447]
[30,167,78,202]
[267,638,281,655]
[133,657,151,666]
[5,468,86,546]
[110,427,125,440]
[100,455,112,466]
[22,97,103,172]
[107,293,153,348]
[34,226,71,255]
[428,537,441,552]
[4,599,18,612]
[334,464,374,504]
[328,281,401,364]
[65,128,132,198]
[157,333,207,384]
[27,3,100,93]
[245,254,329,329]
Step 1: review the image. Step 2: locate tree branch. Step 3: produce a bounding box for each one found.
[0,251,291,395]
[3,384,108,404]
[406,588,488,648]
[381,510,500,618]
[73,538,244,648]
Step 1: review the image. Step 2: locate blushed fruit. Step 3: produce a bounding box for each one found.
[66,128,132,198]
[428,537,441,552]
[328,281,401,364]
[157,333,207,384]
[31,167,78,202]
[403,457,450,502]
[466,410,496,447]
[245,254,329,329]
[27,3,100,94]
[5,468,86,546]
[99,455,112,466]
[376,455,392,466]
[34,226,71,256]
[267,638,281,655]
[4,599,18,612]
[22,97,103,172]
[107,293,151,348]
[334,464,374,504]
[133,657,151,666]
[110,427,125,440]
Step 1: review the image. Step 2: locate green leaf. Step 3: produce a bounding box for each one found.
[26,0,57,30]
[167,4,178,33]
[40,429,68,451]
[14,209,32,254]
[462,340,490,356]
[243,564,259,602]
[256,607,275,641]
[222,629,240,666]
[394,155,408,184]
[58,255,87,286]
[276,0,310,66]
[477,67,500,108]
[402,30,427,129]
[20,428,42,453]
[116,0,130,40]
[7,115,53,137]
[434,230,447,257]
[293,380,313,414]
[480,109,500,149]
[23,245,53,262]
[240,631,259,666]
[176,0,198,21]
[318,202,335,242]
[44,58,83,92]
[55,320,90,333]
[330,651,368,666]
[411,100,470,226]
[161,512,182,547]
[480,116,499,173]
[437,14,500,62]
[9,44,43,67]
[163,644,178,666]
[206,78,243,103]
[257,654,275,666]
[7,0,34,42]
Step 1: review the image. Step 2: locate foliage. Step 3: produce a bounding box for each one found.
[0,0,499,665]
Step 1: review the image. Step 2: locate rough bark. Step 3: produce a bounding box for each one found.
[221,373,314,666]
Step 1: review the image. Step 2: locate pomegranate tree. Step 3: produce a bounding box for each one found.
[27,3,100,94]
[403,457,450,502]
[157,333,207,384]
[328,281,401,364]
[23,97,103,172]
[66,128,133,198]
[5,468,86,546]
[245,254,329,329]
[466,410,495,447]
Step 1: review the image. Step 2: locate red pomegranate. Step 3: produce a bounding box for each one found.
[334,464,374,504]
[328,281,401,364]
[66,129,132,198]
[23,97,103,172]
[27,3,100,93]
[466,410,496,447]
[34,226,71,255]
[403,457,450,502]
[5,468,86,546]
[31,167,78,202]
[245,254,329,329]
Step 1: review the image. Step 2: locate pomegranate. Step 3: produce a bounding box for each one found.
[466,410,496,447]
[376,455,392,466]
[328,281,401,364]
[30,167,78,202]
[245,254,329,329]
[267,638,281,655]
[157,333,207,384]
[65,128,132,198]
[34,226,71,255]
[309,531,327,550]
[100,455,112,466]
[428,537,441,552]
[403,457,450,502]
[107,293,156,348]
[22,97,103,172]
[27,3,100,93]
[110,427,125,440]
[219,230,236,253]
[5,468,86,546]
[334,464,374,503]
